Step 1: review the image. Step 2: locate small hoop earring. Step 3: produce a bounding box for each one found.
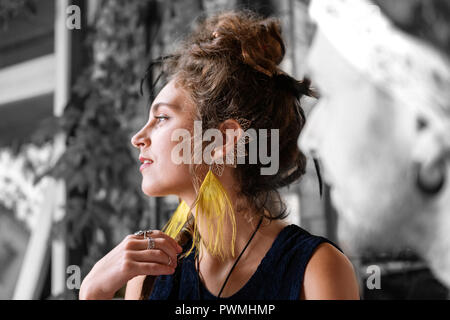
[415,162,446,196]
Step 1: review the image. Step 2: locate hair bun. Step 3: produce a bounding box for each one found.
[210,12,285,77]
[240,18,285,77]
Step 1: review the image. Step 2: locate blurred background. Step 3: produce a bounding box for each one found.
[0,0,447,300]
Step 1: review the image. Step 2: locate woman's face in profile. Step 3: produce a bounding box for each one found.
[131,79,195,199]
[299,31,423,252]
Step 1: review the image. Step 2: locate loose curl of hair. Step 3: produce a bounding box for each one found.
[139,10,316,299]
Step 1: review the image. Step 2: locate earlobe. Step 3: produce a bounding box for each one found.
[414,161,446,196]
[412,118,448,196]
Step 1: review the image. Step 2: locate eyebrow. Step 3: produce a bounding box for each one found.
[150,102,181,114]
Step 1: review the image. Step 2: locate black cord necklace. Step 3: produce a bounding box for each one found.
[196,216,264,299]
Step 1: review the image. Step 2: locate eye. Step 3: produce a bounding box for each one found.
[155,115,169,123]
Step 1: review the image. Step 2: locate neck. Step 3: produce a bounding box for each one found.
[199,206,263,265]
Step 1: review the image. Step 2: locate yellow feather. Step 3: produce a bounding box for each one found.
[162,200,191,239]
[162,169,237,261]
[192,169,237,260]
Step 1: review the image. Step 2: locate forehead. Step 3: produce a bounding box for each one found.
[306,31,401,127]
[152,78,193,111]
[306,31,363,92]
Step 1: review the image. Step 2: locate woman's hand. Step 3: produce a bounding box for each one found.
[79,230,183,300]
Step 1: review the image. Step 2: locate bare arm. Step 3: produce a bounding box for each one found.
[79,231,181,300]
[300,243,360,300]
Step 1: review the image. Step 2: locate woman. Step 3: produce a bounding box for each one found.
[79,11,359,300]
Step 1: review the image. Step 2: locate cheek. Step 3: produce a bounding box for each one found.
[141,127,192,196]
[324,95,410,199]
[342,115,416,217]
[324,92,422,242]
[324,90,403,173]
[320,96,374,176]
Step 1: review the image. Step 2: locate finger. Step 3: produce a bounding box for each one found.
[132,237,179,256]
[134,261,176,276]
[129,249,177,268]
[131,238,178,265]
[129,231,182,253]
[149,230,183,253]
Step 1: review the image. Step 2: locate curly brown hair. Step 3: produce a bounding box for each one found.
[139,10,315,299]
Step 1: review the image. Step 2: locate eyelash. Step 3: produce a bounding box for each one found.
[155,115,169,123]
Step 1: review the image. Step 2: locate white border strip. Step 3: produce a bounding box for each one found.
[51,0,70,297]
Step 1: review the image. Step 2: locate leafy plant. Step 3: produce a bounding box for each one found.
[35,0,154,295]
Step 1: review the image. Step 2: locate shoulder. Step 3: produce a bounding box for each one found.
[301,242,360,300]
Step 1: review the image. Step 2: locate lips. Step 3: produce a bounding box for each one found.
[139,156,153,172]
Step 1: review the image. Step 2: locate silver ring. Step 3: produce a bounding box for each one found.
[147,236,155,250]
[144,230,153,238]
[134,230,144,236]
[168,256,172,266]
[134,229,153,238]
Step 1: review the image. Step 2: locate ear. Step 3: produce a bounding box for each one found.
[211,119,244,163]
[412,114,448,186]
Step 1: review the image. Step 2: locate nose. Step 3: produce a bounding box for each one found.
[131,126,151,149]
[298,100,327,159]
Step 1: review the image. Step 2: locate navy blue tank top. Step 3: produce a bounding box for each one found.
[149,224,342,300]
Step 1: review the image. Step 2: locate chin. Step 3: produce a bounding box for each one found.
[332,192,394,253]
[337,218,379,255]
[337,209,408,257]
[428,258,450,289]
[141,180,168,197]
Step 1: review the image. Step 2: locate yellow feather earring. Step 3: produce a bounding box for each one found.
[191,166,237,261]
[162,199,191,240]
[161,168,237,261]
